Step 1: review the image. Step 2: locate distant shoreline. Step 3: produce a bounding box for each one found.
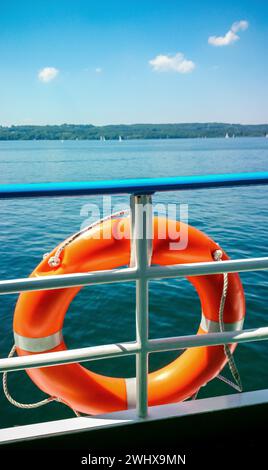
[0,123,268,140]
[0,136,268,142]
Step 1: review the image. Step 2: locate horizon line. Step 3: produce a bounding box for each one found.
[1,121,268,128]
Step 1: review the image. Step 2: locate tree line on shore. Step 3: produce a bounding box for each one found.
[0,123,267,140]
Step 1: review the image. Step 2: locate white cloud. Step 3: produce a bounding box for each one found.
[209,30,239,46]
[149,53,195,74]
[208,20,249,46]
[38,67,59,82]
[232,20,249,33]
[95,67,102,73]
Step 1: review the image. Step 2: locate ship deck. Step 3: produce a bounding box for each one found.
[0,389,267,464]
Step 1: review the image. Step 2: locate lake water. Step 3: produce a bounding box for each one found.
[0,137,268,428]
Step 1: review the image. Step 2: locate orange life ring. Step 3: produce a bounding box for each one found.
[13,216,245,415]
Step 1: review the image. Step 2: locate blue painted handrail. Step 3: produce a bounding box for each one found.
[0,172,268,198]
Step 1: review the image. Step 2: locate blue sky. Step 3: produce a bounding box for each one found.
[0,0,267,125]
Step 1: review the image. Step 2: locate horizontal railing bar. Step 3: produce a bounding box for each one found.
[148,327,268,352]
[0,267,138,295]
[0,172,268,199]
[1,327,268,373]
[0,257,268,295]
[0,342,140,373]
[146,257,268,279]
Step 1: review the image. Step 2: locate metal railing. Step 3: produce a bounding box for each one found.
[1,172,268,420]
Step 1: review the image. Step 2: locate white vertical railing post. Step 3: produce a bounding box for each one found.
[131,193,153,418]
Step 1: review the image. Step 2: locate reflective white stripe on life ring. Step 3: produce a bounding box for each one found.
[14,330,63,353]
[125,377,136,409]
[200,314,244,333]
